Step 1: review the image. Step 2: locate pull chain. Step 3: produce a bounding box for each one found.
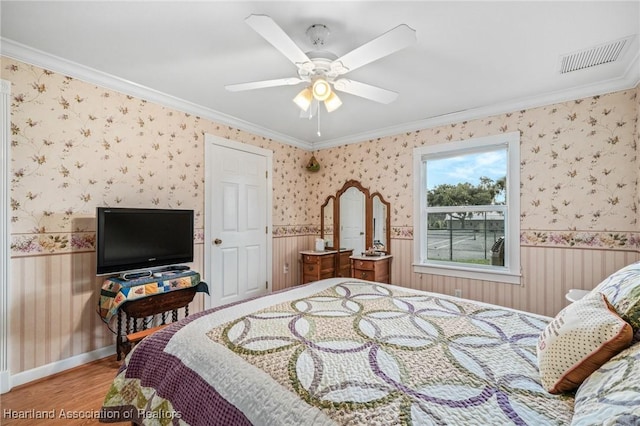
[317,102,321,137]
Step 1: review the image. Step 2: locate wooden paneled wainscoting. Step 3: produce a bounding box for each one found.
[390,238,639,318]
[8,244,205,382]
[272,236,638,318]
[7,234,637,387]
[272,235,314,291]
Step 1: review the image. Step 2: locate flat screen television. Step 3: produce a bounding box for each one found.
[96,207,194,275]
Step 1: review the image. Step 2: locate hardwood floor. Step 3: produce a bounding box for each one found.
[1,356,121,425]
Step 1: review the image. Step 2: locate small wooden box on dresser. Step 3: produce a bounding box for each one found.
[300,250,337,284]
[350,254,393,283]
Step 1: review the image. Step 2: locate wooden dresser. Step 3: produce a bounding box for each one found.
[350,254,392,283]
[336,249,354,278]
[300,250,337,284]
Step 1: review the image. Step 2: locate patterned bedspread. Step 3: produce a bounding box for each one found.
[100,278,574,425]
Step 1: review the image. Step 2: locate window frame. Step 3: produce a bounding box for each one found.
[412,132,521,284]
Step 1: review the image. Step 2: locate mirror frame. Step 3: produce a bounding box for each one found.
[370,191,391,254]
[320,195,336,249]
[320,179,391,254]
[335,180,370,253]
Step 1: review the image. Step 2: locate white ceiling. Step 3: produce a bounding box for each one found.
[1,1,639,149]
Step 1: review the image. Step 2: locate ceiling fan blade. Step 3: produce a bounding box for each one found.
[331,24,416,74]
[245,14,312,67]
[333,79,399,104]
[225,77,304,92]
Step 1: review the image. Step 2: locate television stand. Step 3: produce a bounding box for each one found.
[98,270,207,360]
[117,286,198,359]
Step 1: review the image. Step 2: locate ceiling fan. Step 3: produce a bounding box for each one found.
[225,15,417,116]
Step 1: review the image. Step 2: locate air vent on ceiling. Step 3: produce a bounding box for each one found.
[559,36,632,74]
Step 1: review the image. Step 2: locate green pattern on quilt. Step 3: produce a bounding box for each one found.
[571,342,640,425]
[102,367,182,424]
[593,261,640,330]
[208,281,574,425]
[152,401,174,426]
[622,286,640,330]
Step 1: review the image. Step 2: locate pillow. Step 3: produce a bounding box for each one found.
[592,261,640,331]
[571,342,640,425]
[537,292,633,394]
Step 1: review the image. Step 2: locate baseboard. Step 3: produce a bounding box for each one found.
[5,345,116,392]
[0,370,10,394]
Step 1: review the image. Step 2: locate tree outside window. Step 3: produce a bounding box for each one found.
[413,132,520,284]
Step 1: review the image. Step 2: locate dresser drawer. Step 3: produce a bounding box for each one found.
[303,255,320,264]
[301,251,337,285]
[353,268,390,283]
[319,255,334,270]
[353,269,375,281]
[350,256,392,284]
[304,262,320,275]
[352,259,376,270]
[303,254,334,268]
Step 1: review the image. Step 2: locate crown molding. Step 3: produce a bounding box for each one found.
[0,38,313,151]
[313,48,640,150]
[2,37,637,153]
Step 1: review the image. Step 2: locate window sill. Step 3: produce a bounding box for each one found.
[413,263,521,285]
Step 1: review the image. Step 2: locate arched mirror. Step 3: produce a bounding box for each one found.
[339,186,367,255]
[320,196,335,249]
[335,180,370,256]
[313,180,392,282]
[333,181,368,278]
[371,192,390,253]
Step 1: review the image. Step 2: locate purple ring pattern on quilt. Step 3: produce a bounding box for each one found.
[217,281,572,425]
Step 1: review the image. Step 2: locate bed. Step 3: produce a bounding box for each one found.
[99,274,640,425]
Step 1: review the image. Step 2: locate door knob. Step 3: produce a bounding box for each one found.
[214,238,222,245]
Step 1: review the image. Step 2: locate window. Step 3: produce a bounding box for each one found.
[413,132,520,284]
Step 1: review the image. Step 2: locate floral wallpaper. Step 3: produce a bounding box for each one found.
[3,58,310,256]
[3,56,640,256]
[309,87,639,250]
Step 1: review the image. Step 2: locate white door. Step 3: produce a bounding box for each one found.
[205,135,272,308]
[340,187,365,255]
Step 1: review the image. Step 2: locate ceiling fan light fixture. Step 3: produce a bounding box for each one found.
[324,91,342,113]
[293,87,313,111]
[228,15,418,121]
[312,78,331,101]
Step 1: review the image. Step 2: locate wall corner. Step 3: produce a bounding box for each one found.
[1,78,12,393]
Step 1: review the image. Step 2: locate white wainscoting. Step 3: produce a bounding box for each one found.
[272,235,314,291]
[390,238,638,318]
[7,244,205,388]
[6,236,636,388]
